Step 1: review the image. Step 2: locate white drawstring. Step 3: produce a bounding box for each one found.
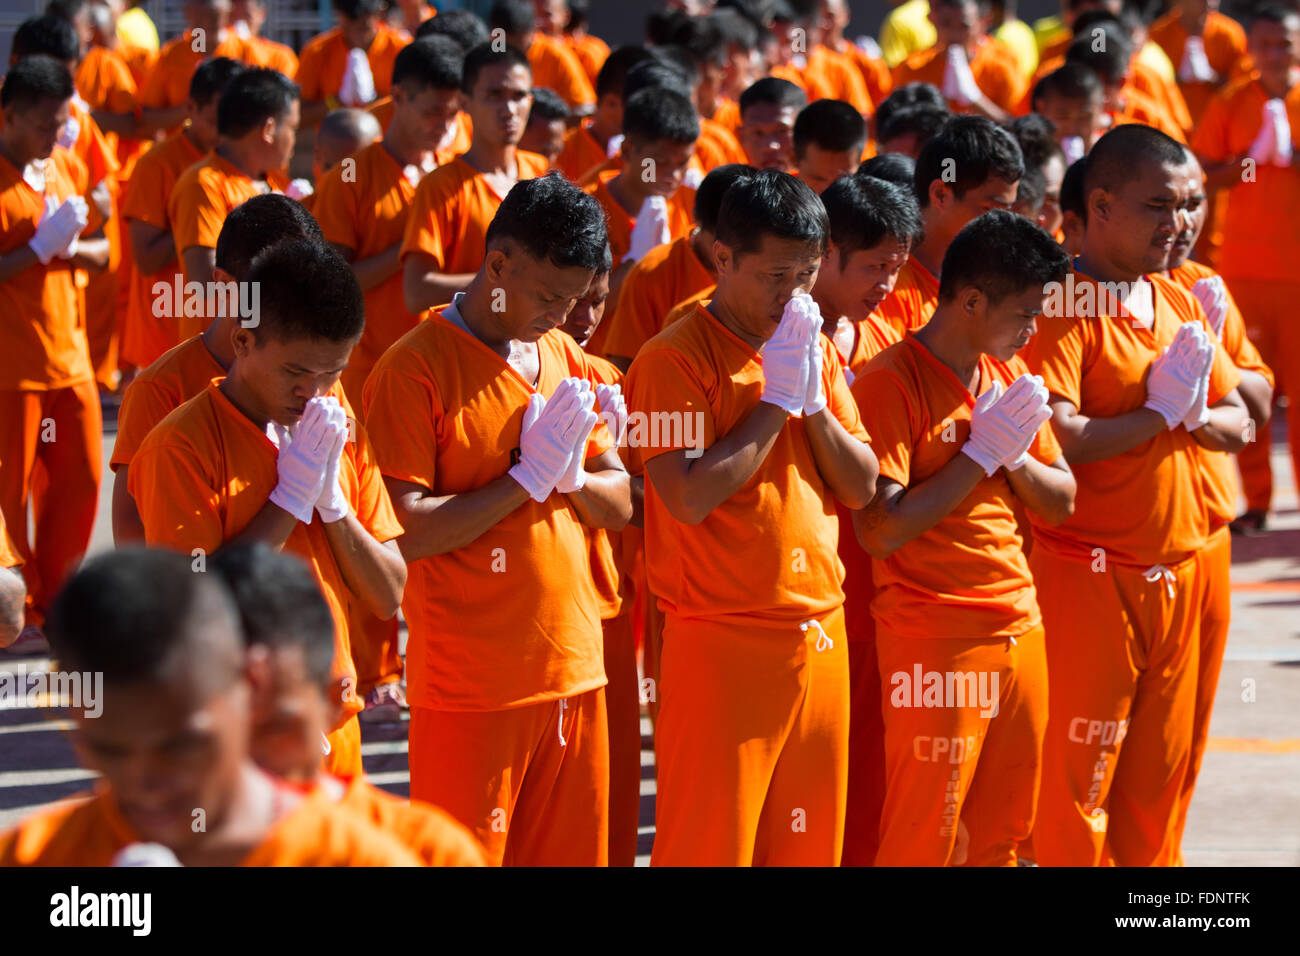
[1143,564,1177,600]
[801,619,833,652]
[556,698,568,747]
[320,731,332,756]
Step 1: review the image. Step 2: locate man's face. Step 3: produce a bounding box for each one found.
[247,646,334,784]
[933,175,1019,234]
[971,284,1048,362]
[723,44,762,99]
[714,233,823,338]
[2,97,71,163]
[74,656,248,850]
[1035,91,1104,142]
[232,0,266,33]
[230,327,356,427]
[186,0,228,37]
[467,63,533,149]
[739,103,798,170]
[1168,159,1206,270]
[623,136,696,197]
[1039,154,1065,235]
[1249,17,1300,82]
[797,142,862,194]
[768,20,797,64]
[820,236,912,316]
[929,0,980,48]
[396,83,463,151]
[489,243,595,343]
[520,115,567,164]
[1090,157,1193,276]
[265,99,300,173]
[560,269,611,347]
[186,96,221,151]
[338,11,380,50]
[533,0,567,34]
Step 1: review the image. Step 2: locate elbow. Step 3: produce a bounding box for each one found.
[839,472,877,512]
[1042,498,1075,527]
[861,535,899,561]
[663,494,708,526]
[402,281,423,316]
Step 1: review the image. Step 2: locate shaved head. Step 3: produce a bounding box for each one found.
[1083,123,1187,204]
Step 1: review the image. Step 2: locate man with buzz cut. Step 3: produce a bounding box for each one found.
[365,173,630,866]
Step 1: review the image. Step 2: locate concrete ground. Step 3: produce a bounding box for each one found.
[0,411,1296,866]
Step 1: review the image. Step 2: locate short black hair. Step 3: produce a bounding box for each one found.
[595,45,655,100]
[216,67,299,140]
[0,54,74,111]
[794,99,867,160]
[567,0,591,32]
[652,45,702,88]
[878,104,949,151]
[485,171,610,271]
[914,115,1024,207]
[529,86,570,123]
[646,7,689,45]
[217,194,325,278]
[1064,25,1132,85]
[710,7,761,50]
[416,8,490,51]
[938,209,1070,304]
[1070,9,1122,38]
[1007,112,1066,170]
[44,0,91,22]
[1060,154,1088,218]
[47,548,242,689]
[874,81,947,135]
[715,168,829,257]
[1032,62,1104,109]
[1014,165,1046,215]
[668,15,728,69]
[739,76,807,116]
[694,162,756,233]
[462,42,531,96]
[489,0,535,36]
[189,56,245,107]
[857,152,916,187]
[212,543,336,691]
[332,0,385,17]
[11,15,80,62]
[623,58,693,102]
[823,173,924,260]
[622,87,699,145]
[246,240,364,344]
[1083,121,1188,208]
[392,35,464,93]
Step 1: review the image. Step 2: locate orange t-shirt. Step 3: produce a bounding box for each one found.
[244,34,299,78]
[1019,270,1240,567]
[584,169,695,270]
[599,235,713,363]
[853,334,1062,639]
[313,141,420,401]
[583,354,627,620]
[336,776,487,866]
[695,116,749,171]
[844,42,893,107]
[711,98,741,135]
[0,782,423,866]
[565,32,610,85]
[129,380,400,722]
[1149,11,1250,126]
[296,25,408,105]
[806,45,874,115]
[1191,75,1300,283]
[75,45,147,172]
[527,33,596,108]
[556,121,609,183]
[120,128,205,368]
[770,62,810,97]
[0,152,94,391]
[399,152,550,273]
[1168,259,1274,525]
[840,313,903,382]
[893,38,1027,115]
[361,309,614,711]
[625,304,870,622]
[140,30,254,110]
[1110,83,1188,143]
[875,255,939,335]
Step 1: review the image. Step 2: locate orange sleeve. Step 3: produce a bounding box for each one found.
[851,363,914,487]
[624,342,716,472]
[603,264,662,361]
[821,332,870,442]
[111,377,182,469]
[1190,94,1232,161]
[295,39,327,101]
[1219,292,1274,386]
[75,108,119,188]
[1029,410,1063,463]
[348,418,405,543]
[544,41,597,107]
[362,360,443,490]
[399,175,451,268]
[120,150,172,230]
[1205,337,1241,406]
[139,50,174,109]
[129,432,226,555]
[170,169,225,252]
[312,165,362,252]
[1020,315,1087,408]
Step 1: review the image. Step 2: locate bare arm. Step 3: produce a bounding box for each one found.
[68,234,110,272]
[138,105,188,138]
[181,245,216,286]
[111,466,146,544]
[1004,456,1075,526]
[0,243,40,285]
[91,109,139,138]
[0,567,26,648]
[803,407,878,510]
[320,521,407,620]
[329,241,403,293]
[221,499,299,552]
[1236,369,1273,428]
[852,456,985,560]
[1190,389,1250,453]
[402,251,474,313]
[563,448,632,531]
[1197,155,1249,192]
[385,474,532,563]
[128,218,177,276]
[1046,397,1168,465]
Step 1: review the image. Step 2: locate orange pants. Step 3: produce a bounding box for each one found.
[1173,526,1232,864]
[651,607,849,866]
[409,688,609,866]
[323,714,363,779]
[843,637,886,866]
[874,625,1047,867]
[1226,277,1298,513]
[349,604,403,696]
[1029,548,1200,867]
[0,382,102,626]
[602,611,640,867]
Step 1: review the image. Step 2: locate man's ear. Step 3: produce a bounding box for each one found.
[231,325,256,359]
[929,178,953,211]
[712,238,732,276]
[483,246,508,284]
[1088,186,1109,225]
[243,644,272,719]
[261,114,276,145]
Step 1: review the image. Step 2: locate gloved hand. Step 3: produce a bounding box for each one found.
[942,44,982,107]
[801,299,828,416]
[338,47,376,106]
[1177,36,1218,83]
[269,401,338,523]
[626,195,671,263]
[509,379,586,502]
[1248,99,1281,164]
[55,195,88,260]
[683,166,703,190]
[1179,330,1216,432]
[1265,98,1293,166]
[555,380,599,494]
[286,178,314,201]
[29,196,88,265]
[1061,136,1086,166]
[1143,322,1209,428]
[963,377,1038,476]
[595,382,628,448]
[314,397,352,523]
[606,133,625,159]
[855,36,884,60]
[997,374,1052,471]
[57,115,80,150]
[1190,275,1229,337]
[761,294,817,415]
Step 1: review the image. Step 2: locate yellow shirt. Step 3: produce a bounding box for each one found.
[1137,40,1176,84]
[880,0,937,68]
[116,6,159,53]
[994,18,1039,79]
[1032,15,1067,55]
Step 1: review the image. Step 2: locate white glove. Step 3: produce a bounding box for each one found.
[626,195,671,263]
[269,401,337,523]
[233,19,251,39]
[804,325,828,417]
[57,115,80,150]
[338,47,376,106]
[1190,275,1229,337]
[555,380,599,494]
[761,294,817,415]
[595,382,628,448]
[1061,136,1086,166]
[286,178,314,201]
[942,44,982,107]
[1143,322,1208,428]
[606,133,625,159]
[998,375,1052,471]
[29,196,88,265]
[1179,331,1216,432]
[963,377,1038,476]
[314,398,351,523]
[55,195,88,260]
[1265,99,1293,166]
[1248,100,1281,164]
[509,380,586,502]
[855,36,883,60]
[1177,36,1218,83]
[683,166,703,190]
